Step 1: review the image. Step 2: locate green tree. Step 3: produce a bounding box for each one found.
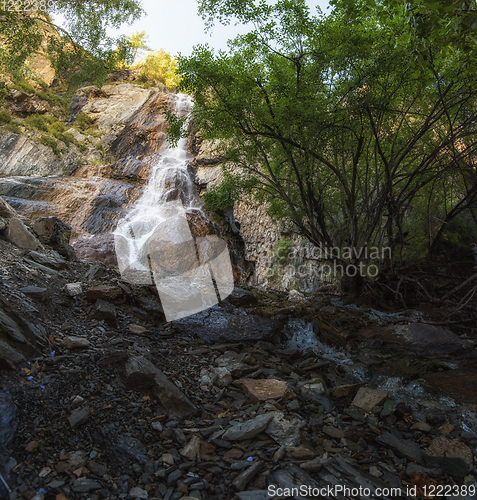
[138,50,179,90]
[176,0,477,275]
[0,0,145,87]
[126,30,151,65]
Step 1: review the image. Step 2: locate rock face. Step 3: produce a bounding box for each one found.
[0,131,79,177]
[33,216,74,258]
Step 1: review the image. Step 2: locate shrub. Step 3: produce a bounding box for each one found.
[13,80,36,94]
[74,113,94,131]
[24,114,50,132]
[3,123,21,134]
[38,135,61,157]
[37,92,67,108]
[0,111,12,124]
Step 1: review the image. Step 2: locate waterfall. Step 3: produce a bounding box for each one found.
[113,93,233,322]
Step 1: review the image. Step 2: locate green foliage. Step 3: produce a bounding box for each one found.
[74,113,94,131]
[24,114,51,132]
[13,80,36,94]
[38,135,61,157]
[3,123,21,135]
[37,92,68,109]
[202,173,243,212]
[0,111,12,124]
[0,1,145,88]
[138,50,179,90]
[273,239,294,265]
[124,31,151,66]
[183,0,477,271]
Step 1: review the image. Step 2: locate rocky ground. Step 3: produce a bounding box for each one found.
[0,207,477,500]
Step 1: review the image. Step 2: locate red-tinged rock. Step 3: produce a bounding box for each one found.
[234,378,291,402]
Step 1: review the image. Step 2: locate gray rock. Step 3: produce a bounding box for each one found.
[0,395,17,451]
[265,412,305,447]
[28,250,68,269]
[72,478,102,492]
[68,407,92,429]
[231,460,264,491]
[91,299,117,327]
[125,355,197,418]
[0,132,78,177]
[19,286,48,301]
[115,435,148,464]
[222,414,274,441]
[0,338,25,369]
[173,305,282,342]
[376,432,424,463]
[4,218,40,250]
[129,486,148,499]
[65,282,83,297]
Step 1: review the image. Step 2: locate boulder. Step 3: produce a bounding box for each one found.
[4,218,40,250]
[32,217,74,258]
[73,233,118,267]
[90,299,117,327]
[0,197,18,219]
[124,355,197,418]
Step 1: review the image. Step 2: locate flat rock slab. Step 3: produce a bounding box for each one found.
[351,387,387,412]
[222,414,274,441]
[125,355,197,418]
[376,432,424,464]
[359,323,473,358]
[172,306,282,342]
[68,407,92,429]
[234,378,290,401]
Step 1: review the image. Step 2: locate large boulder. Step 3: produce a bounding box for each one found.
[33,216,74,259]
[4,218,41,251]
[124,356,197,418]
[73,233,118,267]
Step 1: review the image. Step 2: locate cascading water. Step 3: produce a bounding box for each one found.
[113,94,233,321]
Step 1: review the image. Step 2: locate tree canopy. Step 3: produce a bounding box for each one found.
[176,0,477,273]
[0,0,144,87]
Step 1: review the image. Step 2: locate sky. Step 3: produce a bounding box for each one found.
[109,0,331,58]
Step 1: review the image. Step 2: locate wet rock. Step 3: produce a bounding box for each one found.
[222,414,274,441]
[376,432,424,463]
[85,285,123,301]
[173,305,282,342]
[125,355,197,417]
[4,218,40,250]
[234,378,291,402]
[351,387,388,412]
[91,299,117,327]
[65,282,83,297]
[68,407,92,429]
[223,287,258,307]
[424,437,473,479]
[32,217,73,258]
